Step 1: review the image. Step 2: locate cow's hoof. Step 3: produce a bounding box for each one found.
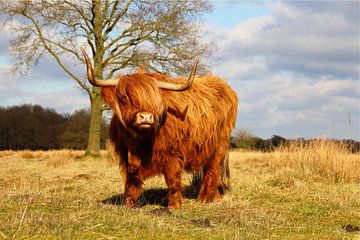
[197,195,216,204]
[214,190,222,200]
[168,201,181,209]
[198,189,222,203]
[125,198,137,208]
[198,197,211,204]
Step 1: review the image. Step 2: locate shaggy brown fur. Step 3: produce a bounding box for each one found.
[102,72,238,208]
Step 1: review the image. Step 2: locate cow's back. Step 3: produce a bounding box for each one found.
[155,74,238,171]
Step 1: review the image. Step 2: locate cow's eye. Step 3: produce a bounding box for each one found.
[117,92,128,103]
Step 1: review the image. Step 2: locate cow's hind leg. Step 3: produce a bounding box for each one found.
[163,163,183,209]
[218,149,231,195]
[197,145,227,203]
[191,148,231,195]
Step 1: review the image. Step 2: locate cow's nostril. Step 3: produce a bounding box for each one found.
[137,112,153,123]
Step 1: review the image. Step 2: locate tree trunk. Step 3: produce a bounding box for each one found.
[85,87,103,156]
[83,0,104,157]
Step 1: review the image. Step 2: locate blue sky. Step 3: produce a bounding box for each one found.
[205,1,269,28]
[0,1,359,140]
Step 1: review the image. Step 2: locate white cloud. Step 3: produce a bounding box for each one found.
[27,88,89,113]
[0,60,88,113]
[206,2,359,78]
[0,17,89,113]
[203,2,359,140]
[0,1,359,140]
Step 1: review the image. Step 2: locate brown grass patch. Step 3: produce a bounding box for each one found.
[0,150,16,157]
[45,157,71,168]
[269,140,360,183]
[16,149,84,160]
[19,150,39,159]
[0,148,359,239]
[43,149,84,159]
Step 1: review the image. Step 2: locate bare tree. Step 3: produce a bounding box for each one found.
[0,0,211,156]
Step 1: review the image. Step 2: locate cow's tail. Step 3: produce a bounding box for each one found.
[218,149,231,195]
[190,148,231,196]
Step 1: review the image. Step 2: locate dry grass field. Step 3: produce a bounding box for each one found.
[0,141,359,239]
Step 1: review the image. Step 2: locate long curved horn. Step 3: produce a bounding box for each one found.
[81,48,119,87]
[157,57,199,91]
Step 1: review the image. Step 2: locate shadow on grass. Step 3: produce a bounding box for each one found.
[101,184,199,207]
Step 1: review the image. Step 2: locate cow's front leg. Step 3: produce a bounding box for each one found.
[124,151,143,207]
[124,171,143,208]
[163,165,183,209]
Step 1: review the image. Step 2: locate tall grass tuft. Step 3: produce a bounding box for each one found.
[0,150,16,158]
[19,150,42,159]
[16,149,84,160]
[269,139,360,183]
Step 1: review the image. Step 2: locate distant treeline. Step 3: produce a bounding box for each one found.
[0,104,109,150]
[230,131,360,153]
[1,104,359,152]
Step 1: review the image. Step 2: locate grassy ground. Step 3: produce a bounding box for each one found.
[0,144,359,239]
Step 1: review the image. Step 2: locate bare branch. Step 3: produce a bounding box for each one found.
[22,12,90,94]
[0,0,212,154]
[104,0,132,37]
[102,0,118,31]
[1,0,212,90]
[104,57,132,79]
[43,37,83,62]
[63,0,92,33]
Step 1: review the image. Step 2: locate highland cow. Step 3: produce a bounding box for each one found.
[82,49,238,208]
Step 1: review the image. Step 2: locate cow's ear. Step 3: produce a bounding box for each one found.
[101,87,118,109]
[159,107,167,126]
[168,106,188,121]
[102,87,126,127]
[137,66,145,74]
[158,90,188,121]
[116,91,129,103]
